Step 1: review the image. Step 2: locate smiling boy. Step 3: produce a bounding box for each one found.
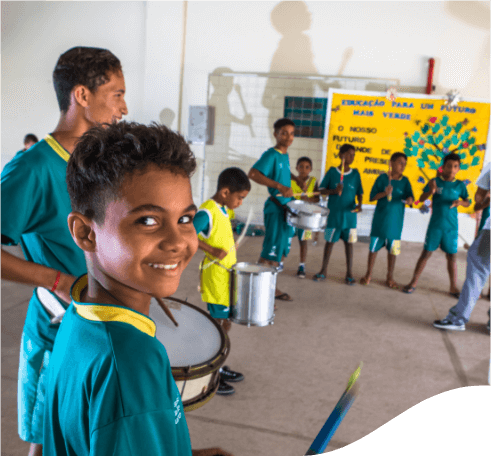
[43,122,199,455]
[1,46,127,456]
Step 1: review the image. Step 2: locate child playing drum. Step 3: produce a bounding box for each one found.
[313,143,363,285]
[291,156,320,278]
[44,122,230,456]
[193,167,250,395]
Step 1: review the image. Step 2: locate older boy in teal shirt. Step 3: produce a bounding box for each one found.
[313,143,363,285]
[360,152,414,289]
[404,153,470,296]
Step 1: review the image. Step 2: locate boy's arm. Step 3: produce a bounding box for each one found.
[248,168,293,198]
[451,182,471,208]
[419,179,436,203]
[352,194,363,213]
[198,239,228,260]
[474,187,490,212]
[369,176,391,202]
[1,247,76,304]
[306,181,320,203]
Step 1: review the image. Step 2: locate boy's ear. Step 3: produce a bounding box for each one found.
[67,212,97,252]
[72,85,91,108]
[219,187,230,199]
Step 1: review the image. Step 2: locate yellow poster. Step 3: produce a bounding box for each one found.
[323,90,490,213]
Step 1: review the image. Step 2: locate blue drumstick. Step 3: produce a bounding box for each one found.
[305,364,362,456]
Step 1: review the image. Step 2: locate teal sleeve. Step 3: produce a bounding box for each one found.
[90,412,192,456]
[319,168,331,189]
[370,175,385,200]
[460,182,469,200]
[193,210,210,236]
[252,149,275,180]
[1,153,41,245]
[405,178,414,199]
[356,170,364,195]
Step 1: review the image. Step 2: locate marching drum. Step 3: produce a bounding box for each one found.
[149,297,229,412]
[230,262,277,327]
[286,200,328,232]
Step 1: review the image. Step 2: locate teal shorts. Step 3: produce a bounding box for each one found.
[296,228,312,241]
[324,227,357,244]
[369,237,401,256]
[424,228,458,254]
[207,303,230,319]
[261,204,295,262]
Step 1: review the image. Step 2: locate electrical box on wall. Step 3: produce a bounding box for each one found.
[188,106,215,144]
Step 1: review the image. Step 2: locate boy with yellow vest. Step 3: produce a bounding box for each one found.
[291,156,320,278]
[193,167,251,395]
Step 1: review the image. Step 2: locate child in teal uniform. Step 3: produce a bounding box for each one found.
[194,167,250,396]
[403,153,470,296]
[44,122,229,456]
[248,118,298,301]
[313,144,363,285]
[360,152,414,289]
[1,46,127,456]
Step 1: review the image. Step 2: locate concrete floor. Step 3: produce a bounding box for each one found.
[2,238,490,456]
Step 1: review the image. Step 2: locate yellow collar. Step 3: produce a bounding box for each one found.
[71,275,156,338]
[45,134,70,162]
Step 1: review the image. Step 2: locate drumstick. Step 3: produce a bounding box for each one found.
[305,363,362,455]
[340,157,345,183]
[275,192,321,198]
[155,297,179,327]
[235,206,253,249]
[387,163,392,202]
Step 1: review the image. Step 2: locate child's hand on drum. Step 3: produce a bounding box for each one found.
[212,247,228,260]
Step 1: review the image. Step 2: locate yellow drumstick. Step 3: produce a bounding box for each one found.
[387,162,392,202]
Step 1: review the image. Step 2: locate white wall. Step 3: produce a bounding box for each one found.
[2,1,489,243]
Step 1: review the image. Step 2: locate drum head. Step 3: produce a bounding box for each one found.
[149,298,222,367]
[287,199,327,215]
[233,262,277,274]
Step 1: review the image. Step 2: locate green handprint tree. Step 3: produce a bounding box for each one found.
[403,114,480,180]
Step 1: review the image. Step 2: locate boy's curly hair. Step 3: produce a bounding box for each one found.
[67,121,196,224]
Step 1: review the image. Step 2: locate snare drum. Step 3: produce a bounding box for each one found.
[286,200,328,232]
[230,262,277,327]
[149,297,229,412]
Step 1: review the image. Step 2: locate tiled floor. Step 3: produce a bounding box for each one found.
[2,239,490,456]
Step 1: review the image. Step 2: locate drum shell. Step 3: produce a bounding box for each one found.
[286,200,328,232]
[230,262,277,327]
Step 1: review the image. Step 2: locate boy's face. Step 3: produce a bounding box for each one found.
[391,157,407,176]
[296,160,312,179]
[340,149,355,166]
[91,165,198,301]
[225,189,249,210]
[274,124,295,149]
[442,159,460,180]
[85,70,128,126]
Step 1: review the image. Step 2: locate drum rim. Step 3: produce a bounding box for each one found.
[286,199,328,215]
[232,261,278,275]
[157,296,230,379]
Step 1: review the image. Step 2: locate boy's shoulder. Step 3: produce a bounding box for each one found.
[2,139,51,177]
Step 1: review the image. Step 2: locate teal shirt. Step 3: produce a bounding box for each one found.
[193,205,228,237]
[370,174,414,240]
[424,177,469,231]
[1,137,86,346]
[252,147,292,207]
[43,276,192,456]
[320,167,363,230]
[479,206,490,233]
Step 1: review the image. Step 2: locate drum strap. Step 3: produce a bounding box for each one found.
[269,196,294,221]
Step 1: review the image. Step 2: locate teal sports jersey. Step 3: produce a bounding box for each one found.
[43,275,192,456]
[370,174,413,240]
[424,177,469,231]
[479,206,490,233]
[320,167,363,229]
[252,147,292,206]
[1,136,86,345]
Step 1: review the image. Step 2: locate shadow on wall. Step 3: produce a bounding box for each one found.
[262,1,349,143]
[434,1,490,98]
[159,108,176,129]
